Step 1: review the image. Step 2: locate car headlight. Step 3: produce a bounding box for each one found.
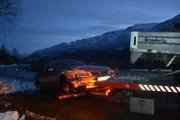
[75,72,92,80]
[97,76,111,82]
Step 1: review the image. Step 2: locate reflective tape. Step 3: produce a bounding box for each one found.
[139,84,145,90]
[170,86,177,93]
[154,85,161,92]
[159,86,166,92]
[138,84,180,93]
[165,86,172,92]
[144,85,150,91]
[148,85,155,91]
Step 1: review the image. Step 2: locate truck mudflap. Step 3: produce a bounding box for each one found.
[130,97,155,115]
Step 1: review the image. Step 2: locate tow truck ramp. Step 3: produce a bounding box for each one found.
[98,31,180,115]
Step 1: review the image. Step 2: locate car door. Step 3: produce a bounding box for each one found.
[38,65,59,89]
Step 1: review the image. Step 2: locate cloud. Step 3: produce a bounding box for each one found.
[15,24,120,37]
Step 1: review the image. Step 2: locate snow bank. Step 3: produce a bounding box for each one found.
[0,111,56,120]
[0,111,21,120]
[0,101,11,108]
[0,76,36,95]
[25,111,56,120]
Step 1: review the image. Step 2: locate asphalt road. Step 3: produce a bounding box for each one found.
[0,92,180,120]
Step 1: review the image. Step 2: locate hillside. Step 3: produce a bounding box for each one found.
[24,14,180,68]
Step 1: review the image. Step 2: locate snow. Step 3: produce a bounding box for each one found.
[0,111,56,120]
[0,111,20,120]
[0,101,11,108]
[0,76,36,95]
[24,111,56,120]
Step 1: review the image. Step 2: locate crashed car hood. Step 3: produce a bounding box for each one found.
[72,66,111,72]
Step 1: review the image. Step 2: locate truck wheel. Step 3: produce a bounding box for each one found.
[115,90,133,104]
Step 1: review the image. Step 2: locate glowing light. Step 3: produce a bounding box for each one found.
[105,89,111,96]
[97,76,111,81]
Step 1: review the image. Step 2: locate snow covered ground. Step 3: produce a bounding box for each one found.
[0,101,56,120]
[0,76,56,120]
[0,76,36,95]
[0,111,56,120]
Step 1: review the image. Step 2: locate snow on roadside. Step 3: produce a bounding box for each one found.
[0,101,11,108]
[0,111,22,120]
[24,111,56,120]
[0,111,56,120]
[0,76,36,95]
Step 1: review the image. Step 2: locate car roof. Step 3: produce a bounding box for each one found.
[48,59,87,66]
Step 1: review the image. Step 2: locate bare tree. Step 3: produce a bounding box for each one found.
[12,47,20,58]
[0,0,21,33]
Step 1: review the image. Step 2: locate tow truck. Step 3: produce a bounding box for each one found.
[97,31,180,115]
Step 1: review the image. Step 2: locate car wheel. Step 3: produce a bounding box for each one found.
[116,90,133,104]
[57,75,71,95]
[35,80,42,93]
[77,86,86,95]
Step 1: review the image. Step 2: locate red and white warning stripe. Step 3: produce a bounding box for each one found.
[139,84,180,93]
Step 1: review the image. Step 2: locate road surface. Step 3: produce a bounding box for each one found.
[0,92,180,120]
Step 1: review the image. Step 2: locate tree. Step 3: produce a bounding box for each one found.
[12,47,20,58]
[174,23,180,29]
[0,44,19,64]
[0,44,9,64]
[0,0,21,33]
[0,44,7,55]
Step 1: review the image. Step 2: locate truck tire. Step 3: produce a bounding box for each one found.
[114,89,133,104]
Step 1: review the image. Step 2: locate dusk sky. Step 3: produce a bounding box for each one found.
[0,0,180,54]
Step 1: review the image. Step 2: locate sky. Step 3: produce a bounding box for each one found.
[0,0,180,54]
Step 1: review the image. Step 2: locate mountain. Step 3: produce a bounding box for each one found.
[27,23,157,60]
[151,14,180,31]
[25,14,180,68]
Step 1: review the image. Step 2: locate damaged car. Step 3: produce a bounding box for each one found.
[35,59,115,96]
